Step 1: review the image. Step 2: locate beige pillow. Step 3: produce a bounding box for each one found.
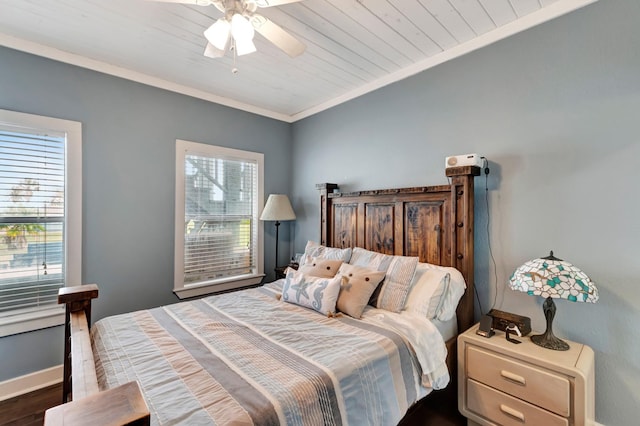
[336,264,386,318]
[298,257,343,278]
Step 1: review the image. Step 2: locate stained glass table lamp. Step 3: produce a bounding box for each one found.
[509,251,598,350]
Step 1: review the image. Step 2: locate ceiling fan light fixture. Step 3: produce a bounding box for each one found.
[204,18,231,51]
[203,42,225,58]
[231,14,255,42]
[230,14,256,56]
[234,38,257,56]
[195,0,305,59]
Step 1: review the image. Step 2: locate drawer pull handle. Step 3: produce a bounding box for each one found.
[501,370,526,385]
[500,404,525,422]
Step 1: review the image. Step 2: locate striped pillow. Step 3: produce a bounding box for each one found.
[299,241,352,266]
[349,248,419,313]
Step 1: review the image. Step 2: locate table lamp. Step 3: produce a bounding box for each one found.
[260,194,296,269]
[509,251,598,351]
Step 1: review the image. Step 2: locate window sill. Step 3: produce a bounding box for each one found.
[174,273,265,299]
[0,306,64,337]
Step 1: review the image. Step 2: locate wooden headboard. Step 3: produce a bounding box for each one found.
[317,166,480,333]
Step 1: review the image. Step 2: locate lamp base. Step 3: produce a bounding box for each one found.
[531,296,570,351]
[530,330,570,351]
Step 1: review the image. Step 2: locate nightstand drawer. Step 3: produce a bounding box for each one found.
[467,346,570,416]
[467,379,568,426]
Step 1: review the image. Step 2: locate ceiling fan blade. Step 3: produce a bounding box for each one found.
[250,15,305,57]
[255,0,303,8]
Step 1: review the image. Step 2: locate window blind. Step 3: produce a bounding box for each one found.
[0,126,65,317]
[183,153,258,285]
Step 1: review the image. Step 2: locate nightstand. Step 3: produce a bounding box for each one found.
[275,262,298,280]
[458,323,595,426]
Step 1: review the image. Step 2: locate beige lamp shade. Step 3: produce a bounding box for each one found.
[261,194,295,270]
[260,194,296,221]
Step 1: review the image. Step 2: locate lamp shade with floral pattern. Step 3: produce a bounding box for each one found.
[509,251,598,350]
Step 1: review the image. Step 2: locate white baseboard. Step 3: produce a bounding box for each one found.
[0,365,63,402]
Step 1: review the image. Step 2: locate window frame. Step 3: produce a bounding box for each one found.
[0,109,82,337]
[174,140,264,299]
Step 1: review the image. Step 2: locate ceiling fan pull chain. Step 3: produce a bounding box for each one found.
[232,39,239,74]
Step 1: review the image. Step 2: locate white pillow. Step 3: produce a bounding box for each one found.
[281,269,341,315]
[404,264,450,319]
[299,241,352,266]
[403,262,466,321]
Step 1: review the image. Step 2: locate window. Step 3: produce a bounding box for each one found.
[174,140,264,298]
[0,109,81,337]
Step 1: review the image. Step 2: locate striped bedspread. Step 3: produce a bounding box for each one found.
[91,282,448,425]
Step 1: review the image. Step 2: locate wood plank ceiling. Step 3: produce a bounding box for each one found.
[0,0,597,122]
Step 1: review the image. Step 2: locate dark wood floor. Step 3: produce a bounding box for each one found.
[402,386,467,426]
[0,381,465,426]
[0,383,62,426]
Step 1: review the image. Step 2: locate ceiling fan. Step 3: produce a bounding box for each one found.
[150,0,306,59]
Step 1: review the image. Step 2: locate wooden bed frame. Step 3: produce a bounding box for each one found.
[318,166,480,423]
[45,165,480,425]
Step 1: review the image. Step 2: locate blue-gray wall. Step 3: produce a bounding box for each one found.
[0,46,292,381]
[291,1,639,425]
